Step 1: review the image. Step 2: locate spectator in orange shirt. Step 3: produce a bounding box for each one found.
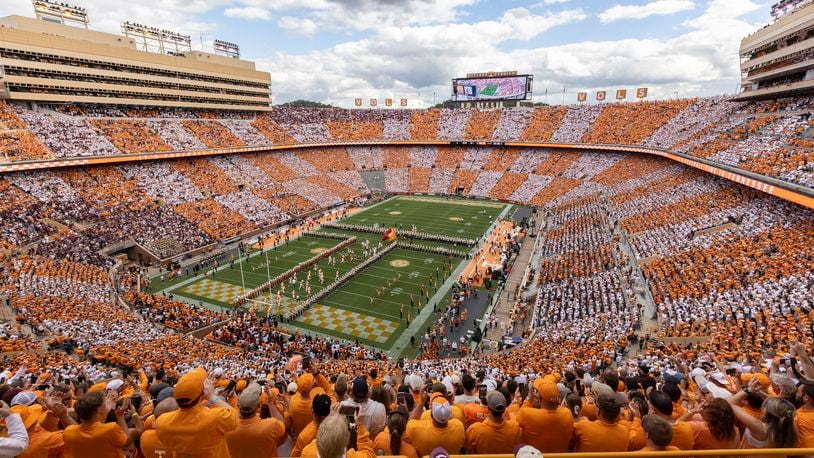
[516,379,573,452]
[140,398,178,458]
[405,391,465,457]
[300,412,376,458]
[465,391,520,454]
[640,415,680,452]
[292,394,332,458]
[226,382,286,458]
[64,390,142,458]
[681,398,740,450]
[646,390,695,450]
[797,384,814,448]
[572,394,629,452]
[372,407,418,458]
[155,368,238,458]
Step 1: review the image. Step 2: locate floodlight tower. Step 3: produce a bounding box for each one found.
[122,22,192,55]
[214,40,240,58]
[32,0,89,28]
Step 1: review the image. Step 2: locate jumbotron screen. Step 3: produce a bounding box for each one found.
[452,75,532,101]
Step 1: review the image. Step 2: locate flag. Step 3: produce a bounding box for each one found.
[382,228,397,241]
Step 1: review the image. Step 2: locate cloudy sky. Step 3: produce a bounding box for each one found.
[1,0,772,107]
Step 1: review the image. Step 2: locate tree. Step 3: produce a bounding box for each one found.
[274,100,337,108]
[430,99,458,109]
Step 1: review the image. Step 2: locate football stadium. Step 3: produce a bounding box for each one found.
[0,0,812,456]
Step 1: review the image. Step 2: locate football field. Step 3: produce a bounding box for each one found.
[159,195,509,355]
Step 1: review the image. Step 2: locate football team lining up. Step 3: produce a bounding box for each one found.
[158,195,509,353]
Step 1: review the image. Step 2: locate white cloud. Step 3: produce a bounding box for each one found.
[260,0,763,106]
[224,6,272,20]
[277,16,318,37]
[599,0,695,23]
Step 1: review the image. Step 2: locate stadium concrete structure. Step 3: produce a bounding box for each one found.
[737,0,814,100]
[0,3,813,457]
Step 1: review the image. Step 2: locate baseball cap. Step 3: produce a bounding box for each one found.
[486,391,506,414]
[11,404,44,430]
[156,386,175,403]
[298,374,314,393]
[10,391,37,407]
[106,379,124,391]
[238,382,262,415]
[429,447,450,458]
[174,368,207,404]
[287,382,298,394]
[741,373,770,388]
[535,380,560,403]
[515,444,543,458]
[430,395,452,423]
[352,377,369,397]
[312,393,332,417]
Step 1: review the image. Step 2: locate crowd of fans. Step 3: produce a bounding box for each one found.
[0,129,810,456]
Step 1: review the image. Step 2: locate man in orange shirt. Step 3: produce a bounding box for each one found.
[405,391,465,456]
[516,379,573,452]
[17,393,74,458]
[286,365,332,438]
[796,384,814,447]
[465,391,520,454]
[462,387,489,427]
[292,394,332,457]
[572,394,629,452]
[640,415,680,452]
[140,398,178,458]
[64,390,142,458]
[226,382,286,458]
[629,390,694,450]
[156,367,238,458]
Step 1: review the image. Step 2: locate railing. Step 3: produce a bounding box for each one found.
[439,449,814,458]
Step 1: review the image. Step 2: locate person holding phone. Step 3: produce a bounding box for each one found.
[226,382,286,458]
[300,409,375,458]
[339,378,386,437]
[64,390,143,458]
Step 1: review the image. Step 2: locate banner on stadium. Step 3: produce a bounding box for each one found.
[577,92,587,102]
[637,87,648,98]
[354,98,362,107]
[385,98,393,106]
[400,98,408,106]
[370,98,378,107]
[616,89,627,100]
[596,91,606,101]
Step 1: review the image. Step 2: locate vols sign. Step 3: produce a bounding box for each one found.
[354,98,362,107]
[637,87,648,98]
[385,98,393,106]
[400,98,408,106]
[616,89,627,100]
[596,91,606,101]
[577,92,587,102]
[370,98,378,107]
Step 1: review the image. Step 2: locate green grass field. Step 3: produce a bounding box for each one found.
[159,195,509,356]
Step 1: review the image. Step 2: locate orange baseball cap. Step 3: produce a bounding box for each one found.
[174,368,207,404]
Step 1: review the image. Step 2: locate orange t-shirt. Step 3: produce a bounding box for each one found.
[462,403,490,428]
[796,408,814,448]
[516,406,574,453]
[226,416,286,458]
[688,420,741,450]
[291,421,318,458]
[573,419,629,452]
[139,429,170,458]
[465,417,521,454]
[63,422,127,458]
[156,404,238,458]
[18,427,65,458]
[373,430,419,458]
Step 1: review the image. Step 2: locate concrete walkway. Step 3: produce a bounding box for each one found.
[492,231,538,338]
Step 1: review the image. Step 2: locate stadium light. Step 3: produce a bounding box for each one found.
[122,21,192,55]
[213,39,240,58]
[32,0,89,28]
